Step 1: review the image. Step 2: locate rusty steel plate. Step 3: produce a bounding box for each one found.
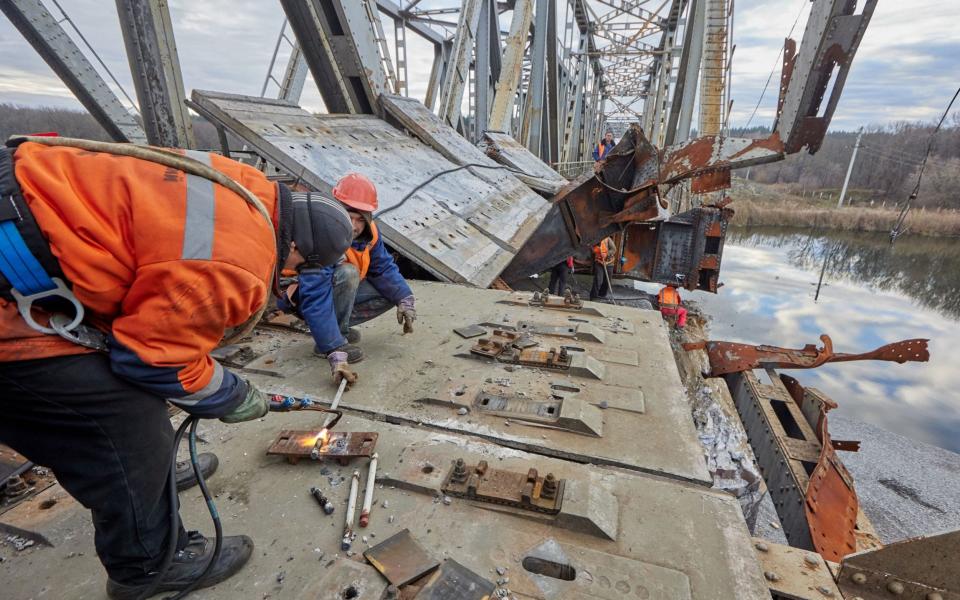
[266,430,378,464]
[363,528,440,586]
[688,335,930,376]
[752,538,841,600]
[413,559,496,600]
[441,459,564,515]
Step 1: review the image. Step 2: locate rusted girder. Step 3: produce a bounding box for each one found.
[685,335,930,377]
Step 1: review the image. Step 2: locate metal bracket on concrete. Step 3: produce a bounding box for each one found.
[752,538,841,600]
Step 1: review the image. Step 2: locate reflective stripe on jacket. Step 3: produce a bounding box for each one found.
[658,286,681,308]
[279,220,412,354]
[0,142,280,417]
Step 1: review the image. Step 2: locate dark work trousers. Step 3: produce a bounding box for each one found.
[548,262,569,295]
[332,263,394,334]
[590,262,610,300]
[0,353,187,583]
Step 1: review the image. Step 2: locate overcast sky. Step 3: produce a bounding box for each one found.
[0,0,956,133]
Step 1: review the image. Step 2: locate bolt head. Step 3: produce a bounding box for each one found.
[764,571,780,582]
[851,573,867,585]
[887,580,905,595]
[804,553,820,567]
[754,542,769,552]
[817,585,834,596]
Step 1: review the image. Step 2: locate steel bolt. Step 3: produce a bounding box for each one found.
[764,571,780,582]
[452,458,468,483]
[385,584,399,599]
[542,473,558,499]
[851,573,867,585]
[754,542,769,552]
[817,586,834,596]
[804,553,820,567]
[887,580,905,595]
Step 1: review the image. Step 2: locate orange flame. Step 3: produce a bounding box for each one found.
[301,428,329,449]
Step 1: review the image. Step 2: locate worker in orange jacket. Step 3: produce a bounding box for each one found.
[658,283,688,328]
[590,237,616,300]
[278,173,415,369]
[0,138,353,599]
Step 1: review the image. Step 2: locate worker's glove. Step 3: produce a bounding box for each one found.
[396,295,416,334]
[220,382,270,424]
[328,351,358,389]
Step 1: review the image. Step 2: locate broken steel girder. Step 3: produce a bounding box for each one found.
[726,370,860,561]
[686,335,931,377]
[837,528,960,600]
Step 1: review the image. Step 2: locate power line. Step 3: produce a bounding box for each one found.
[890,85,960,243]
[742,0,807,130]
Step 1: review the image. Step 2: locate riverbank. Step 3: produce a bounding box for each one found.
[728,179,960,237]
[730,198,960,236]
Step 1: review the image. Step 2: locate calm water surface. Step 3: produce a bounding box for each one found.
[681,227,960,453]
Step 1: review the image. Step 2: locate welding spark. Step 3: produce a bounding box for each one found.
[301,428,329,448]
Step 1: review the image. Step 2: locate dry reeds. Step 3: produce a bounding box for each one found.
[730,198,960,237]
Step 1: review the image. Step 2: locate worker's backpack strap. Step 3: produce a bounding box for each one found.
[0,147,91,341]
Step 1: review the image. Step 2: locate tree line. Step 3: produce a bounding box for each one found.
[732,117,960,210]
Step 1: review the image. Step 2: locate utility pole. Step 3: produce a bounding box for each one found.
[837,128,863,208]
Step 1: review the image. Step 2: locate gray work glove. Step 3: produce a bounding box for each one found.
[328,351,358,389]
[220,382,269,423]
[396,295,416,334]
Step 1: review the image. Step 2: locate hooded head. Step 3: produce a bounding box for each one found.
[276,186,353,272]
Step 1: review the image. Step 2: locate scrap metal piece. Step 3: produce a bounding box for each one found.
[837,528,960,600]
[688,335,930,377]
[363,529,440,586]
[413,559,496,600]
[453,325,487,339]
[470,332,572,371]
[473,391,603,437]
[752,538,841,600]
[266,430,378,465]
[441,459,564,515]
[517,321,606,344]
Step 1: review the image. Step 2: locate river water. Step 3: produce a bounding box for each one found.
[680,227,960,454]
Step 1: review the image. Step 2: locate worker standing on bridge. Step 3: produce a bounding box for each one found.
[592,131,616,161]
[657,283,688,328]
[0,137,353,599]
[278,173,416,381]
[590,237,616,301]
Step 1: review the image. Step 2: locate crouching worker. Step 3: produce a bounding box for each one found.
[278,173,416,386]
[657,283,688,328]
[0,137,353,599]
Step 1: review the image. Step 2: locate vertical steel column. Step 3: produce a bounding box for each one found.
[666,0,704,145]
[522,0,550,156]
[279,44,308,103]
[115,0,194,147]
[394,17,408,96]
[563,29,588,162]
[3,0,146,143]
[489,0,534,133]
[437,0,483,128]
[544,0,560,163]
[278,0,387,115]
[473,0,493,139]
[699,0,727,135]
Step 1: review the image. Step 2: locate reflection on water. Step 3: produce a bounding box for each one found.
[728,227,960,319]
[684,227,960,454]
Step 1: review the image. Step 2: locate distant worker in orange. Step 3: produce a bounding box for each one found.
[590,237,616,301]
[658,282,688,328]
[592,131,616,161]
[278,173,415,382]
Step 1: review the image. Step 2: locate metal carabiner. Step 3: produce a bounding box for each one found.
[10,277,85,335]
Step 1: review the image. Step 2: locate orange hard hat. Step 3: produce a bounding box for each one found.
[332,172,378,213]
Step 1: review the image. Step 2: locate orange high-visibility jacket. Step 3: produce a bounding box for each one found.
[344,221,380,279]
[0,142,280,417]
[658,285,681,308]
[592,239,609,263]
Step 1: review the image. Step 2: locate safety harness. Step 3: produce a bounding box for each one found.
[0,145,103,348]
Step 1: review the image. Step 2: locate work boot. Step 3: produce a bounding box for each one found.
[314,343,364,364]
[175,452,219,492]
[105,531,254,600]
[344,327,361,344]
